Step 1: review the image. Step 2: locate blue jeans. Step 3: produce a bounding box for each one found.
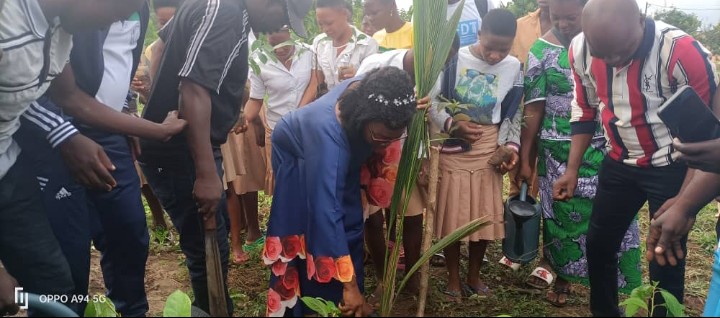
[139,149,232,315]
[705,241,720,317]
[15,128,150,317]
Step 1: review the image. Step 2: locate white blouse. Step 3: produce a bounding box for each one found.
[249,44,315,129]
[312,26,379,89]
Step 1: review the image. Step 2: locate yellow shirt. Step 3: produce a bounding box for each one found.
[510,9,543,66]
[373,22,413,52]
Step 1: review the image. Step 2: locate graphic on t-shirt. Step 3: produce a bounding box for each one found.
[457,20,480,47]
[454,68,498,125]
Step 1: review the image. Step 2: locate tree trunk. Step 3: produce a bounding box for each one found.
[416,147,439,317]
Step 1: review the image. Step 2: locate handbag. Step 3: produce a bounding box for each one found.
[313,41,329,98]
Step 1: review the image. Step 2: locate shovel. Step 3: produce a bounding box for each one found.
[204,214,229,317]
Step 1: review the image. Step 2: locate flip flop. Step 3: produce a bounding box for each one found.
[430,252,446,267]
[462,283,491,298]
[441,289,462,303]
[546,284,571,307]
[526,266,554,290]
[498,256,521,271]
[242,235,266,253]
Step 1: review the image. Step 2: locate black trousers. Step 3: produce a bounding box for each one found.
[588,157,689,316]
[0,152,74,316]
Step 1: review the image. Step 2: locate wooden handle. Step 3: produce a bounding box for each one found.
[203,213,217,231]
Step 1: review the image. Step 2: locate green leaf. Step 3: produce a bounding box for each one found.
[630,284,654,301]
[84,296,118,317]
[249,60,261,76]
[324,300,341,316]
[397,218,489,294]
[659,290,685,317]
[259,53,268,65]
[301,297,329,317]
[620,297,648,317]
[251,37,263,53]
[163,290,192,317]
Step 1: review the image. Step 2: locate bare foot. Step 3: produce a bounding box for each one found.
[233,250,250,264]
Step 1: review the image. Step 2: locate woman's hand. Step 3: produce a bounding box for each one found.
[416,95,430,110]
[499,148,519,175]
[339,283,369,317]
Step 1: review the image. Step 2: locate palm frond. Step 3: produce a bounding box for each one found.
[397,217,490,296]
[380,1,465,316]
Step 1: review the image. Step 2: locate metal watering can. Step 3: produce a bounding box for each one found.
[501,182,541,264]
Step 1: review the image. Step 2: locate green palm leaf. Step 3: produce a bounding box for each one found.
[396,218,490,295]
[380,1,465,316]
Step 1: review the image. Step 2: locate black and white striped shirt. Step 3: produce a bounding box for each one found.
[140,0,249,160]
[0,0,77,179]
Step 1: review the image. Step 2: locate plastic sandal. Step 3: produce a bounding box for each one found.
[526,266,555,289]
[430,252,446,267]
[441,289,462,303]
[498,256,521,271]
[546,284,571,307]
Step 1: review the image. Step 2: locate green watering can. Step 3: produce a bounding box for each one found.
[502,182,541,265]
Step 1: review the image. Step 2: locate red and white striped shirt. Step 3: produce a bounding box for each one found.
[569,19,718,167]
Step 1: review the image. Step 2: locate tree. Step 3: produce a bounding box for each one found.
[654,8,702,37]
[698,23,720,57]
[503,0,538,19]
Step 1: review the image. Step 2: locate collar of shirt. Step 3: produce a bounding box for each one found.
[631,18,657,60]
[255,43,311,73]
[315,25,373,47]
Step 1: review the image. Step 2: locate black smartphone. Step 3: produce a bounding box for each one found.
[657,86,720,143]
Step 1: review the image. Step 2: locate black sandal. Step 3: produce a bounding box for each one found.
[430,252,446,267]
[546,284,570,307]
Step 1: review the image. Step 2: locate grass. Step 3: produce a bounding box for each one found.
[134,183,718,317]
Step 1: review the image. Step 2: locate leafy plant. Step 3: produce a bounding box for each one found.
[379,1,465,316]
[620,282,685,317]
[395,218,489,296]
[300,297,341,317]
[84,296,118,317]
[248,34,311,76]
[163,290,192,317]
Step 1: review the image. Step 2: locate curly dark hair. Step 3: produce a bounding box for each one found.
[338,67,416,137]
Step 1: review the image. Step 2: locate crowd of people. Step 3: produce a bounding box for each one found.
[0,0,719,317]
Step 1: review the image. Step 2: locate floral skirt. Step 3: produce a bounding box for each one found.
[537,138,642,293]
[264,235,364,317]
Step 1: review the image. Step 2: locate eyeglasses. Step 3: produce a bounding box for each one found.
[369,127,406,146]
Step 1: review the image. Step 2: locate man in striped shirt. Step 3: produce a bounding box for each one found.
[0,0,187,313]
[552,0,718,316]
